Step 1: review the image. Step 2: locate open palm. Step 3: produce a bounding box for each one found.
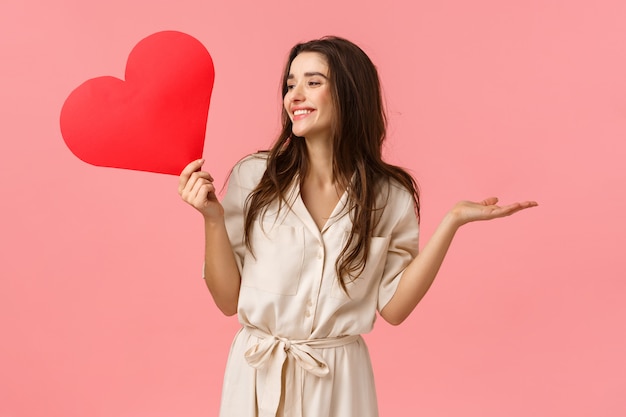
[452,197,538,226]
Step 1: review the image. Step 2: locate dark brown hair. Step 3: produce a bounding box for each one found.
[244,36,420,293]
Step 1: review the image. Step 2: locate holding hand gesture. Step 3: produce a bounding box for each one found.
[178,159,224,221]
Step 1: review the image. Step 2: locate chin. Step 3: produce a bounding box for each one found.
[290,127,309,138]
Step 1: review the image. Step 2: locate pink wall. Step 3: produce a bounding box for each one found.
[1,0,625,416]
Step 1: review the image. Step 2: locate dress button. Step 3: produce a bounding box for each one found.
[304,311,311,318]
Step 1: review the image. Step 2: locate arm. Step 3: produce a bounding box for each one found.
[179,159,241,316]
[380,197,538,325]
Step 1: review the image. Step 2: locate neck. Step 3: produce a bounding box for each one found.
[304,136,334,185]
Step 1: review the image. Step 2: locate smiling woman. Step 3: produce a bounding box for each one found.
[284,52,334,142]
[177,36,536,417]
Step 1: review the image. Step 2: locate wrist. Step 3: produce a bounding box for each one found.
[203,215,226,229]
[444,206,466,229]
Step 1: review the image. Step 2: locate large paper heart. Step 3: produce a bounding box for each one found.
[60,31,214,175]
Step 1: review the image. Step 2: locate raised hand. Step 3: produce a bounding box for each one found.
[450,197,538,227]
[380,196,538,324]
[178,159,224,221]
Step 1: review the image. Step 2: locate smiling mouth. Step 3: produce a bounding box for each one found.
[293,109,313,116]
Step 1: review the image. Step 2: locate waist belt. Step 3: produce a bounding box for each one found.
[243,326,360,417]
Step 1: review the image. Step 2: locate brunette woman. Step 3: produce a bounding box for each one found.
[179,36,536,417]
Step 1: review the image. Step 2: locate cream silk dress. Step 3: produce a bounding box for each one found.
[218,154,419,417]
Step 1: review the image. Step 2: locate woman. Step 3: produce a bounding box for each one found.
[178,36,536,417]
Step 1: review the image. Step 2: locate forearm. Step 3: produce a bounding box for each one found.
[203,219,241,316]
[380,212,461,325]
[380,196,538,325]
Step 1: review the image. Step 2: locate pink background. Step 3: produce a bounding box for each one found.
[1,0,625,416]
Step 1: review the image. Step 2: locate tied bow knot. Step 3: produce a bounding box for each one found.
[243,327,360,417]
[281,338,291,352]
[245,333,329,377]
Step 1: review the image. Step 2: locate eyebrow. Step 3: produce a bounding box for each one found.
[287,72,328,79]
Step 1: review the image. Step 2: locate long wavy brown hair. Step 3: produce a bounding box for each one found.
[244,36,420,293]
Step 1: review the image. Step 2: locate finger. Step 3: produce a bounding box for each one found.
[481,197,499,206]
[190,170,213,182]
[194,183,216,207]
[183,180,214,208]
[495,202,537,217]
[510,201,539,213]
[178,159,205,193]
[190,175,214,197]
[182,170,212,197]
[502,201,538,211]
[498,202,523,212]
[189,176,216,204]
[180,173,203,202]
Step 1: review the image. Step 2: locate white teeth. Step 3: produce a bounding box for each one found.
[294,109,312,116]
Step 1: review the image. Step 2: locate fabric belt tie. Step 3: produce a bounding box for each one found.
[243,327,360,417]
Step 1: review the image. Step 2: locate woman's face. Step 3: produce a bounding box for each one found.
[283,52,334,142]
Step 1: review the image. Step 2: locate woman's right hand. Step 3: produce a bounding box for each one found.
[178,159,224,221]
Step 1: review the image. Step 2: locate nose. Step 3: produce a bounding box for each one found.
[287,83,305,103]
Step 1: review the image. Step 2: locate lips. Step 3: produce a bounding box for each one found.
[292,108,314,121]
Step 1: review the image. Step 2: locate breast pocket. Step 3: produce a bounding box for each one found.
[331,235,391,300]
[241,222,305,295]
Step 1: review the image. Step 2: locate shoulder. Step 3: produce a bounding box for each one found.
[372,177,418,232]
[229,152,269,190]
[377,177,416,208]
[232,151,269,173]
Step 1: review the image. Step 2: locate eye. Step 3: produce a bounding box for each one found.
[308,81,321,87]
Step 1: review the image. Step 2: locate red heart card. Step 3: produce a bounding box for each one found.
[60,31,214,175]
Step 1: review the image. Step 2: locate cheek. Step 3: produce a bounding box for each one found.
[322,96,334,119]
[283,97,292,119]
[321,90,333,111]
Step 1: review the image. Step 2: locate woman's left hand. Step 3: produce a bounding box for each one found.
[450,197,538,227]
